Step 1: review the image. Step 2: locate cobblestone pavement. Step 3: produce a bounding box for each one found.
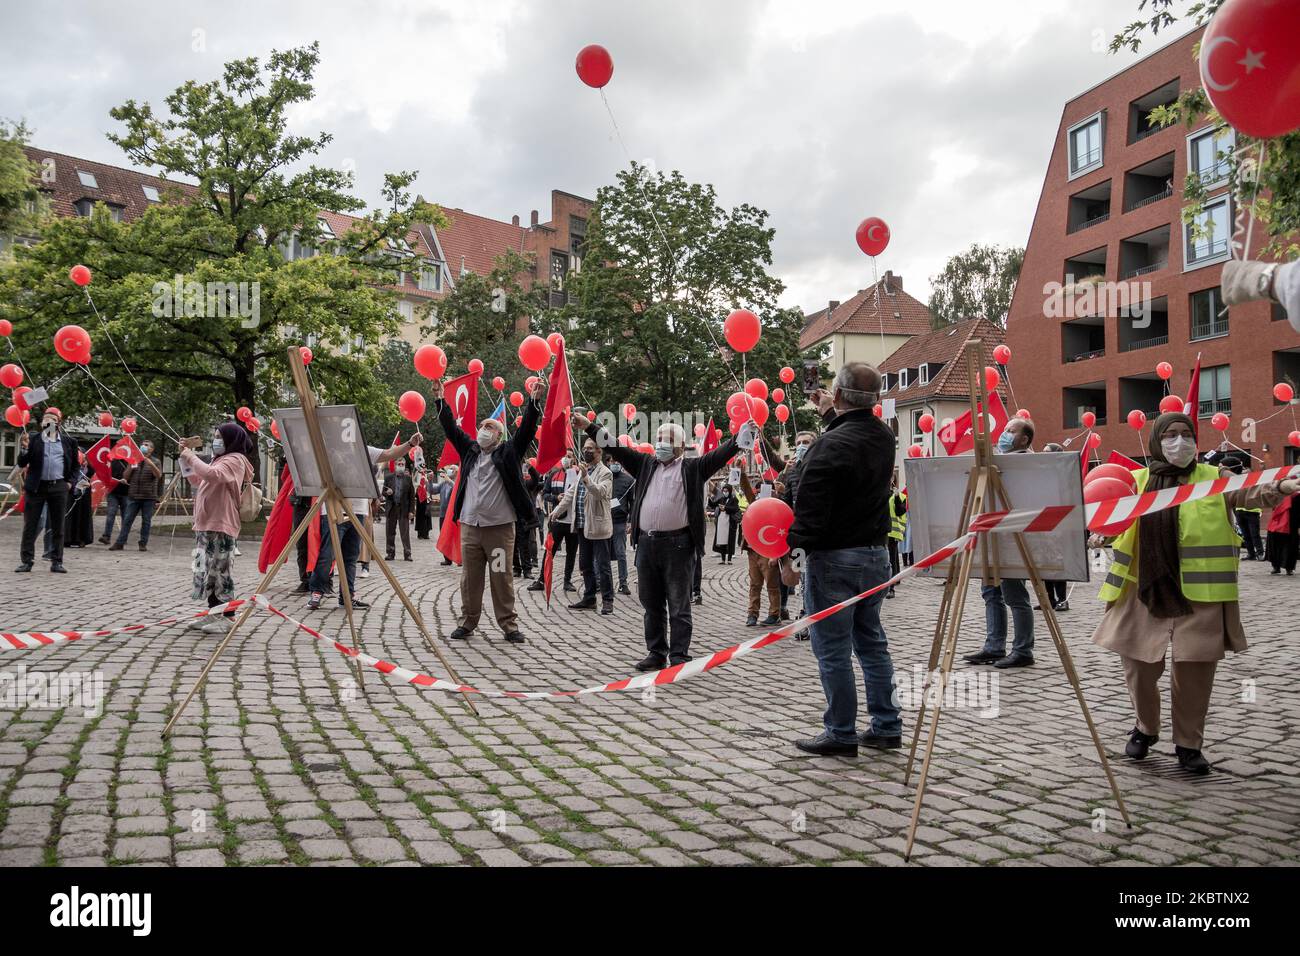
[1,519,1298,867]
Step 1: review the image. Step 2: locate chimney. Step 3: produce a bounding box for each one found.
[530,209,539,227]
[883,270,902,293]
[828,300,840,316]
[511,215,520,227]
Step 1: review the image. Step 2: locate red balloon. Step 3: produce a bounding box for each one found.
[694,423,706,437]
[1084,463,1139,490]
[1086,476,1139,536]
[917,413,935,433]
[270,419,280,440]
[725,391,749,421]
[984,366,1001,391]
[855,217,890,257]
[524,375,540,392]
[414,344,448,380]
[299,346,313,365]
[623,403,636,422]
[54,325,91,364]
[1087,432,1103,449]
[747,397,769,426]
[1159,395,1184,414]
[492,376,505,391]
[1156,361,1173,380]
[0,319,11,336]
[575,44,614,89]
[638,442,654,455]
[121,417,137,434]
[723,309,761,353]
[772,387,785,404]
[873,403,883,418]
[1200,0,1300,139]
[518,335,552,371]
[1274,382,1295,403]
[1290,431,1300,448]
[4,404,25,427]
[398,391,425,422]
[779,366,795,384]
[509,390,524,408]
[69,264,92,287]
[468,358,484,375]
[12,385,31,408]
[774,404,790,423]
[1211,411,1230,431]
[992,344,1012,365]
[236,406,252,423]
[546,332,565,352]
[247,417,261,432]
[1015,408,1031,421]
[1081,411,1097,429]
[528,457,537,469]
[585,410,596,422]
[907,444,923,458]
[1126,409,1147,430]
[729,417,744,435]
[618,434,633,448]
[744,377,769,401]
[741,497,794,558]
[97,411,114,427]
[0,364,21,389]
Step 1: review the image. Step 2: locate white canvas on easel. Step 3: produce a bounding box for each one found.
[905,451,1090,582]
[273,405,378,500]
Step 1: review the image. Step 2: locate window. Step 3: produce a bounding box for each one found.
[77,170,98,189]
[1188,126,1234,186]
[397,300,415,323]
[419,264,441,292]
[317,217,335,241]
[1186,197,1230,268]
[73,199,94,217]
[1190,287,1228,340]
[918,363,930,386]
[569,215,587,265]
[911,408,925,439]
[1198,364,1231,417]
[1067,112,1104,179]
[549,250,570,307]
[106,204,125,223]
[898,368,909,390]
[142,185,161,202]
[881,373,891,393]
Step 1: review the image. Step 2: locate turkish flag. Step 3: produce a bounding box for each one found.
[542,532,556,607]
[112,437,143,465]
[435,472,463,565]
[1183,354,1202,443]
[1106,450,1144,471]
[438,372,480,468]
[258,465,294,573]
[701,417,719,455]
[86,436,115,485]
[534,340,574,475]
[939,391,1011,456]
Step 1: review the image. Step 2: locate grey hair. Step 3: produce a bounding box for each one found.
[833,363,880,409]
[656,422,686,446]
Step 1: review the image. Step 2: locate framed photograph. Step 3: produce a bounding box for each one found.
[273,405,379,500]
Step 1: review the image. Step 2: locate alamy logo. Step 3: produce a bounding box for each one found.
[152,274,260,328]
[49,886,152,936]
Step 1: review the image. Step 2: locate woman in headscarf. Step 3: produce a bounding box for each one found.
[62,447,96,548]
[180,422,254,635]
[1091,412,1299,774]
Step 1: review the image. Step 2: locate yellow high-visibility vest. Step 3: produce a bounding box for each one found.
[1098,464,1240,604]
[888,495,907,541]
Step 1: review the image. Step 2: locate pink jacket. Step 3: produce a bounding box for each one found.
[182,449,253,537]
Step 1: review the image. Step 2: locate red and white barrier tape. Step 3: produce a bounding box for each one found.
[0,601,245,651]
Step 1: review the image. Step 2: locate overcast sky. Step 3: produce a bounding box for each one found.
[1,0,1178,312]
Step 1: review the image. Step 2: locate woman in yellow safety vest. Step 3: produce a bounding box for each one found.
[1091,412,1299,774]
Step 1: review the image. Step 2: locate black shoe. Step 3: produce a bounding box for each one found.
[563,582,576,592]
[97,535,110,544]
[340,599,369,610]
[449,627,473,640]
[294,581,310,593]
[963,650,1004,665]
[692,592,702,606]
[569,599,596,610]
[441,559,452,566]
[635,655,666,672]
[307,592,323,610]
[1176,745,1210,775]
[859,732,903,750]
[745,615,758,627]
[504,631,525,644]
[994,653,1034,669]
[526,580,545,591]
[780,609,791,621]
[669,655,692,666]
[385,553,396,561]
[759,614,780,627]
[1270,568,1281,575]
[108,542,124,551]
[1125,727,1158,760]
[601,604,613,615]
[617,583,631,595]
[138,543,148,552]
[795,732,857,757]
[14,563,32,573]
[885,588,895,599]
[1054,600,1070,612]
[50,562,66,573]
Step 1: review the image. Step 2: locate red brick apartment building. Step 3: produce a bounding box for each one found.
[1005,27,1299,469]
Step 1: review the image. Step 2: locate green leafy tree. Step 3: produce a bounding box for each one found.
[0,119,47,241]
[0,43,445,474]
[927,243,1025,328]
[1112,0,1300,258]
[559,163,822,445]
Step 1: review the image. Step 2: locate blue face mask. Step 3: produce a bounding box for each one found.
[996,431,1015,453]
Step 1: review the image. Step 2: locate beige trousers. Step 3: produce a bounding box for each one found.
[746,549,780,618]
[1122,654,1219,750]
[459,522,518,633]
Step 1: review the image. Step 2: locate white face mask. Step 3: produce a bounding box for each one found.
[477,427,499,450]
[211,438,225,455]
[1161,435,1197,468]
[654,441,677,462]
[795,444,810,461]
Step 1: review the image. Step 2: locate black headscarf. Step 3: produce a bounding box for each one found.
[1137,412,1197,618]
[215,421,252,460]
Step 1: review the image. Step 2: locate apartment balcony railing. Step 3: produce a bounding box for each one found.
[1195,161,1231,184]
[1191,319,1229,341]
[1121,260,1167,279]
[1125,187,1173,212]
[1198,397,1231,416]
[1122,334,1168,352]
[1065,347,1106,363]
[1133,124,1163,142]
[1188,238,1230,265]
[1068,208,1111,234]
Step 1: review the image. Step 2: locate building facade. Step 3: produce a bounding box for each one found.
[1005,28,1299,470]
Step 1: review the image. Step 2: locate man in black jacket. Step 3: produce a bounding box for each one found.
[780,363,902,757]
[432,377,544,643]
[382,458,416,561]
[580,412,747,670]
[16,407,80,573]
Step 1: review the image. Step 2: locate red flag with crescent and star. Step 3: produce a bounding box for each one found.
[435,472,463,565]
[438,371,481,468]
[701,417,719,455]
[534,339,574,475]
[939,392,1011,456]
[86,436,115,485]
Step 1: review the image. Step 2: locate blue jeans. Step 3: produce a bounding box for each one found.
[981,579,1034,657]
[309,514,363,601]
[102,494,128,540]
[611,520,628,586]
[804,546,902,742]
[115,498,157,546]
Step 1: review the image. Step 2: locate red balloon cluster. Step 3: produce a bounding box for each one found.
[1084,467,1140,536]
[4,405,28,427]
[237,406,253,423]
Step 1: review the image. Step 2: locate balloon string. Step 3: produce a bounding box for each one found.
[3,337,37,392]
[80,364,183,446]
[1221,438,1265,465]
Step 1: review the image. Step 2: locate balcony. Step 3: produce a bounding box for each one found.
[1123,152,1176,212]
[1121,260,1167,279]
[1128,79,1179,145]
[1067,181,1112,235]
[1118,224,1170,280]
[1190,287,1228,340]
[1127,186,1172,211]
[1063,382,1107,429]
[1198,397,1232,416]
[1062,314,1106,364]
[1123,334,1167,352]
[1120,373,1166,420]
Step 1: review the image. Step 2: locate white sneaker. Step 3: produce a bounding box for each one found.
[200,618,229,635]
[232,545,242,557]
[359,566,370,578]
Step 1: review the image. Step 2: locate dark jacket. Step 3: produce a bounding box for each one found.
[17,431,79,493]
[382,471,415,514]
[610,467,635,522]
[787,407,895,553]
[108,458,130,498]
[437,393,541,526]
[124,456,163,500]
[586,423,738,555]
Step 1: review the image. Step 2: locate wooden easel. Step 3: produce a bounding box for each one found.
[900,342,1130,860]
[162,347,476,738]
